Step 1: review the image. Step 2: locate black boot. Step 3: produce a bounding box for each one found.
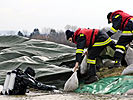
[108,60,121,69]
[114,60,121,67]
[84,64,99,84]
[84,75,99,84]
[108,51,123,69]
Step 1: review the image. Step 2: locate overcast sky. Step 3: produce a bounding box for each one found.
[0,0,133,32]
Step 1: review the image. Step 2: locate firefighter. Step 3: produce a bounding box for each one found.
[65,28,115,84]
[1,67,58,95]
[107,10,133,67]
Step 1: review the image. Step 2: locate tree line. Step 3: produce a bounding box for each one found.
[17,25,78,47]
[17,26,122,47]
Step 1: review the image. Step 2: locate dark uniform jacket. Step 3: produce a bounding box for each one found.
[72,28,112,63]
[107,10,133,36]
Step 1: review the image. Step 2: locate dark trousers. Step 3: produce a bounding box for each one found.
[87,41,114,76]
[114,35,133,61]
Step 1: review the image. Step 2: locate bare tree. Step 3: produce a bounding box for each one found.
[42,27,51,34]
[17,31,23,36]
[64,25,71,30]
[22,30,29,36]
[64,25,78,31]
[71,25,78,31]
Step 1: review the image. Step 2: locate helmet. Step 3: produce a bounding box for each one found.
[107,12,112,24]
[65,30,74,40]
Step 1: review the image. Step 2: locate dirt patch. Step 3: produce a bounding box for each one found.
[0,92,133,100]
[97,66,126,78]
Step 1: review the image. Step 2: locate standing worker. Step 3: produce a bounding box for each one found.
[107,10,133,67]
[65,28,115,84]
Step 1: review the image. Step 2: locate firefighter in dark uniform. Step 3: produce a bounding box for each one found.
[107,10,133,67]
[1,67,58,95]
[65,28,115,84]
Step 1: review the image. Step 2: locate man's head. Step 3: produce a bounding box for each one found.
[107,12,112,24]
[65,30,74,43]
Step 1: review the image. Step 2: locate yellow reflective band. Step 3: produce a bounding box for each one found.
[131,18,133,20]
[111,27,117,32]
[87,59,96,64]
[76,49,84,53]
[115,45,125,50]
[122,31,133,33]
[80,34,84,37]
[115,60,118,63]
[115,15,120,18]
[93,37,112,47]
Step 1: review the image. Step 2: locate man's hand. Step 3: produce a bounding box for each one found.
[73,62,79,72]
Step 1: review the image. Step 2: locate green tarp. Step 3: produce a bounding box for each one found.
[0,36,75,84]
[75,76,133,95]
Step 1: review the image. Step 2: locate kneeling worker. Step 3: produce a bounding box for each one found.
[65,28,115,84]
